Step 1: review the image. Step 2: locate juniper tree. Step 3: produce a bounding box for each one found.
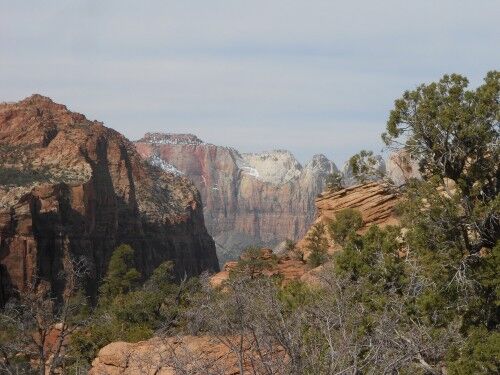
[306,223,329,267]
[382,71,499,254]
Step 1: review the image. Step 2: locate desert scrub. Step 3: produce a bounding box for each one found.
[0,143,35,164]
[0,166,52,186]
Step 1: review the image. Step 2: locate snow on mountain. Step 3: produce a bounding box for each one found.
[148,154,183,176]
[239,150,303,185]
[138,132,204,146]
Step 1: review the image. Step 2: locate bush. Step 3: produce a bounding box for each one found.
[99,244,141,302]
[232,246,277,279]
[306,223,329,267]
[325,171,344,192]
[0,166,52,186]
[328,208,363,245]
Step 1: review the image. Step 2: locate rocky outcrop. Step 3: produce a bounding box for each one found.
[0,95,218,305]
[135,133,338,264]
[315,182,400,227]
[89,335,286,375]
[297,182,401,253]
[210,248,308,287]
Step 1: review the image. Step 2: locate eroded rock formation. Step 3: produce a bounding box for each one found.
[90,335,286,375]
[314,182,400,227]
[297,182,401,253]
[0,95,218,305]
[134,133,338,264]
[212,182,401,287]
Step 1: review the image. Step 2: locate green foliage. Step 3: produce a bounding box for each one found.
[348,150,384,183]
[285,238,305,262]
[278,280,314,311]
[306,223,329,267]
[446,328,500,375]
[285,239,296,252]
[334,225,403,286]
[328,208,363,245]
[145,260,175,291]
[68,247,200,369]
[325,171,344,192]
[232,246,277,279]
[99,244,141,302]
[371,72,500,371]
[383,71,499,253]
[0,166,52,186]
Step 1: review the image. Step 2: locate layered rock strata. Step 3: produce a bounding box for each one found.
[0,95,218,305]
[297,182,401,253]
[135,133,338,263]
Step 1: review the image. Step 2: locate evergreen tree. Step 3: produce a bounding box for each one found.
[329,208,363,246]
[325,171,344,192]
[348,150,385,183]
[306,223,329,267]
[99,244,141,302]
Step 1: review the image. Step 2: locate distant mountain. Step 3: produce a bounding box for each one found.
[135,133,338,264]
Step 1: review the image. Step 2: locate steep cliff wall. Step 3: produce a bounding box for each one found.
[135,133,338,263]
[0,95,218,305]
[211,182,401,287]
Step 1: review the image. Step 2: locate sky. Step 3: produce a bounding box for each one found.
[1,1,499,165]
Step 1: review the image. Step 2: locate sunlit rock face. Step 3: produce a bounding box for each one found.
[296,182,402,256]
[0,96,218,305]
[135,134,338,264]
[385,150,421,186]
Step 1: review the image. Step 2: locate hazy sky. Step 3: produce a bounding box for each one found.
[1,1,499,164]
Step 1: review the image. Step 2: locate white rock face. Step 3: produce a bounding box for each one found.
[239,150,303,185]
[303,154,338,177]
[134,133,340,264]
[385,150,421,186]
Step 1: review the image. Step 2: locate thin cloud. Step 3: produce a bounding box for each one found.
[1,0,498,164]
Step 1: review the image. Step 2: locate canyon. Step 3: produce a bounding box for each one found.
[135,133,338,264]
[90,181,402,375]
[0,95,218,305]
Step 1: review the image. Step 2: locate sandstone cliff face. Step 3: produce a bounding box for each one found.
[297,182,401,253]
[0,95,218,305]
[212,182,401,287]
[135,133,338,264]
[315,182,400,227]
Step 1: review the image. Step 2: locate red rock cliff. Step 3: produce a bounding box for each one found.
[0,95,218,305]
[134,133,338,264]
